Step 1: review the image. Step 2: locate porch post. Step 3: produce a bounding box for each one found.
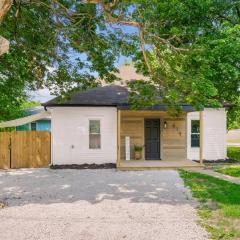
[199,111,203,165]
[117,109,121,168]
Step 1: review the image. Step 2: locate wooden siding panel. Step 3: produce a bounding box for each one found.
[120,111,187,160]
[120,118,144,160]
[162,119,186,159]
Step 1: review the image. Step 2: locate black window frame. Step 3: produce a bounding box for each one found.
[191,120,200,148]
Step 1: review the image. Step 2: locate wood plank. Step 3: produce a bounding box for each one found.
[11,131,50,168]
[120,110,187,161]
[0,132,11,169]
[117,110,121,167]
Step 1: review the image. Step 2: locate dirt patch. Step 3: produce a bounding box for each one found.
[0,201,6,209]
[50,163,116,170]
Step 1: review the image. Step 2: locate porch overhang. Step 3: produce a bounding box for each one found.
[117,104,199,112]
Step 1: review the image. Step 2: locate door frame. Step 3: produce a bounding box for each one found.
[144,118,161,160]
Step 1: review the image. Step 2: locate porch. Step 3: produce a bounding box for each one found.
[117,110,203,170]
[118,159,202,170]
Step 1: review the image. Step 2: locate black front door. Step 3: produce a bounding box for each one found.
[144,119,160,160]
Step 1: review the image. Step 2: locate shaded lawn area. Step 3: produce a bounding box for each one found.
[215,166,240,177]
[180,170,240,240]
[213,147,240,177]
[228,147,240,162]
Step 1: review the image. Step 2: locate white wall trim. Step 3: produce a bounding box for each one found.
[51,107,117,164]
[187,108,226,160]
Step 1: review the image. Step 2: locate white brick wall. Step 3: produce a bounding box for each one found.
[187,108,227,160]
[50,106,226,164]
[51,107,117,165]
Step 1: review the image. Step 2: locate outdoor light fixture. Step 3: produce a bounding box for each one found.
[164,121,167,129]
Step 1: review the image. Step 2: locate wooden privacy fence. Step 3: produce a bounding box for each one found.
[0,131,51,169]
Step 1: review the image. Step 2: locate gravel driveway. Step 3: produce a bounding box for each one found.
[0,169,208,240]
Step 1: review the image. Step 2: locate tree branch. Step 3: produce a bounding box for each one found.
[0,0,12,22]
[85,0,152,73]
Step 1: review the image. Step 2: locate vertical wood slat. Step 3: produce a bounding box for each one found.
[12,131,51,168]
[0,131,51,169]
[0,132,11,169]
[117,110,121,167]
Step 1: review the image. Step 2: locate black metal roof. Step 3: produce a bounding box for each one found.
[43,85,195,111]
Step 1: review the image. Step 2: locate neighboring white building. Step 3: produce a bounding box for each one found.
[227,129,240,146]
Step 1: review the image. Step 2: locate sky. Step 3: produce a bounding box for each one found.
[29,55,133,103]
[30,24,138,103]
[29,89,54,103]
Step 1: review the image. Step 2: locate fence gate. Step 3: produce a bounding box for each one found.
[0,131,51,169]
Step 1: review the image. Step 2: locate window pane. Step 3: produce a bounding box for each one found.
[191,120,200,133]
[89,120,101,149]
[191,134,200,147]
[89,134,101,149]
[31,122,37,131]
[89,120,100,134]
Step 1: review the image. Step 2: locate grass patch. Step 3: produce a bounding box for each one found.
[215,166,240,177]
[228,147,240,162]
[180,170,240,240]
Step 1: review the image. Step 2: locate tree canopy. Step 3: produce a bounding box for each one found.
[0,0,239,125]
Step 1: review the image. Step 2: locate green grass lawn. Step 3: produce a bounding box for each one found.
[180,170,240,240]
[228,147,240,161]
[212,147,240,177]
[215,166,240,177]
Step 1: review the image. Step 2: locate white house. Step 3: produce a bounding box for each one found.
[43,82,227,170]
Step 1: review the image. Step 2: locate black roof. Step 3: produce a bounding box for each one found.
[43,85,129,107]
[43,85,195,111]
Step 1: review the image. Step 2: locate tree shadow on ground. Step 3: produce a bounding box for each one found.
[0,168,194,207]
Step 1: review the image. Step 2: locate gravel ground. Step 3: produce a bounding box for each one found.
[0,169,208,240]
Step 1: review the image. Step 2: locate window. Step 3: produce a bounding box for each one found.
[191,120,200,147]
[31,122,37,131]
[89,120,101,149]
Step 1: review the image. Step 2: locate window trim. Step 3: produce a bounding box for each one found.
[89,119,101,149]
[190,120,200,148]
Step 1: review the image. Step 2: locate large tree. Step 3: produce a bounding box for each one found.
[0,0,123,120]
[0,0,239,123]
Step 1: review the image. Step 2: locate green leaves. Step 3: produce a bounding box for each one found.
[0,0,122,120]
[0,0,239,124]
[128,0,240,120]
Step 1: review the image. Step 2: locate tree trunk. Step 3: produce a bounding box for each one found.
[0,0,12,22]
[0,0,12,55]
